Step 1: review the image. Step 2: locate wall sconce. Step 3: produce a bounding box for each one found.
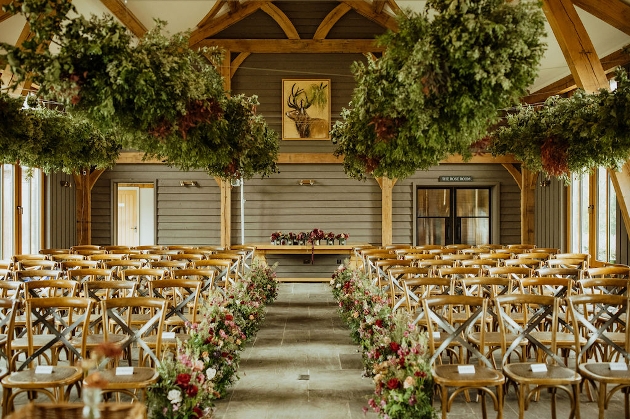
[59,181,71,188]
[539,178,551,187]
[180,180,199,187]
[299,179,314,186]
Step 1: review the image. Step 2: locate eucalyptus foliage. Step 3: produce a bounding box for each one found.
[489,68,630,179]
[1,0,279,180]
[0,94,120,174]
[331,0,546,180]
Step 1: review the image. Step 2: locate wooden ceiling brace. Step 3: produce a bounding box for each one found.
[571,0,630,36]
[100,0,147,38]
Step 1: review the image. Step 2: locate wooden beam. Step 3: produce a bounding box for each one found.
[376,177,397,246]
[571,0,630,36]
[342,0,398,31]
[610,164,630,260]
[314,3,351,39]
[373,0,386,14]
[220,49,231,92]
[227,0,240,13]
[195,38,383,53]
[73,169,105,245]
[521,168,537,245]
[230,52,250,78]
[215,177,232,248]
[100,0,147,38]
[502,163,523,190]
[523,47,630,103]
[196,0,226,29]
[189,1,266,47]
[542,0,608,93]
[260,2,299,39]
[117,151,519,165]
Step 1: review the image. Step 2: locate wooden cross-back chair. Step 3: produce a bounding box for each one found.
[423,295,505,419]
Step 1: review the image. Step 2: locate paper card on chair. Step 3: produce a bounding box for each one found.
[457,365,475,374]
[162,332,176,339]
[35,365,53,374]
[530,363,547,372]
[610,362,628,371]
[432,332,440,339]
[116,367,134,375]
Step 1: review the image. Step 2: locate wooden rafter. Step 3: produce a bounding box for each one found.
[260,2,299,39]
[523,47,630,103]
[387,0,401,15]
[230,52,251,78]
[227,0,241,13]
[314,3,351,39]
[196,38,383,53]
[189,1,266,47]
[571,0,630,36]
[542,0,608,93]
[0,0,14,24]
[197,0,227,28]
[342,0,398,31]
[100,0,147,38]
[373,0,386,14]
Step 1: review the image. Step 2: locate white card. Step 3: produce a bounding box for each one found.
[610,362,628,371]
[116,367,134,376]
[530,363,548,372]
[162,332,176,339]
[458,365,475,374]
[35,365,53,374]
[432,332,440,339]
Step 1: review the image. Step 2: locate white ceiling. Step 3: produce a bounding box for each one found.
[1,0,629,96]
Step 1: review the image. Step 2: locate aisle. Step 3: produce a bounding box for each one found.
[212,283,377,419]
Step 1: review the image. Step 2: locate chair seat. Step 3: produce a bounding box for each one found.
[145,333,191,347]
[579,362,630,384]
[503,363,581,385]
[11,335,63,351]
[433,364,504,386]
[529,331,586,347]
[70,333,127,349]
[1,366,81,387]
[98,367,159,389]
[469,332,528,347]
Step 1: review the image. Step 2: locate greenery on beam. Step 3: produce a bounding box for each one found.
[0,94,121,174]
[331,0,546,180]
[488,68,630,179]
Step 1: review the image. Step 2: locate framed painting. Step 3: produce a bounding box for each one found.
[282,78,331,140]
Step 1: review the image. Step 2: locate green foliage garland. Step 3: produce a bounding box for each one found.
[0,94,120,174]
[489,68,630,179]
[331,0,546,180]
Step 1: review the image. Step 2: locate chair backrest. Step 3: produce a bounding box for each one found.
[67,268,113,283]
[17,297,93,370]
[504,258,542,269]
[17,260,58,270]
[88,254,126,264]
[0,268,12,281]
[190,260,233,289]
[423,295,492,367]
[0,281,22,299]
[15,269,63,283]
[148,279,202,324]
[23,279,79,298]
[71,245,103,251]
[436,267,482,279]
[121,268,166,295]
[585,266,630,279]
[460,277,511,298]
[547,258,588,269]
[402,276,451,318]
[535,267,583,280]
[134,245,165,251]
[38,248,71,256]
[102,297,168,366]
[103,245,131,252]
[487,266,532,279]
[83,280,137,302]
[495,294,564,366]
[518,277,574,298]
[149,260,190,275]
[50,253,85,262]
[577,278,628,296]
[13,254,48,263]
[103,260,145,279]
[567,294,630,362]
[60,260,99,272]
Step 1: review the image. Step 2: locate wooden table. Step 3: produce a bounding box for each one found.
[251,244,364,282]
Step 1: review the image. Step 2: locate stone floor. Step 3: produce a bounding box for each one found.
[6,282,627,418]
[212,282,627,419]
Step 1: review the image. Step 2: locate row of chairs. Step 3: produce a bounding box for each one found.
[0,276,210,415]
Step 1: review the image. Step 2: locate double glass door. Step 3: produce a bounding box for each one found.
[416,187,490,246]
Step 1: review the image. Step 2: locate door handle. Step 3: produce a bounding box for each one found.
[131,226,137,232]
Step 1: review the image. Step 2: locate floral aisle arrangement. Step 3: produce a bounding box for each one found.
[330,264,435,419]
[148,262,278,418]
[269,229,349,245]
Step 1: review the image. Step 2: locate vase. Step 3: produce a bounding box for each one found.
[82,386,102,419]
[326,239,335,245]
[338,238,346,245]
[314,240,321,246]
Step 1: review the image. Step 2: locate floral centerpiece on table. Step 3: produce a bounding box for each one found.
[336,232,349,245]
[309,228,325,244]
[148,347,217,419]
[287,232,296,245]
[296,231,307,245]
[325,232,336,245]
[270,231,282,244]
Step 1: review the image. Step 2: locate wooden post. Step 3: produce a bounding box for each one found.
[521,168,537,245]
[376,177,396,246]
[73,169,104,245]
[214,177,232,248]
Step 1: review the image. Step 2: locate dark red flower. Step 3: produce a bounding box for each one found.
[186,384,199,398]
[386,378,400,390]
[225,314,234,321]
[192,406,204,417]
[390,342,400,352]
[375,319,383,328]
[175,373,191,387]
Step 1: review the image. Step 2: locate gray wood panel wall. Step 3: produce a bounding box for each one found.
[45,172,76,249]
[535,174,566,251]
[91,165,221,247]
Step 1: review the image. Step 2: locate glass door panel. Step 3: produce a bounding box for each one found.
[417,189,451,245]
[417,218,448,246]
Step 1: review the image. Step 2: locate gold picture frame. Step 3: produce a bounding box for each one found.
[282,78,331,140]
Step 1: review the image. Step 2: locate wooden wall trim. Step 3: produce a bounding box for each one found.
[196,38,384,53]
[502,163,523,190]
[189,1,266,47]
[314,3,352,39]
[260,2,300,39]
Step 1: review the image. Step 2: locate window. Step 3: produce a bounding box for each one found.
[596,168,616,263]
[569,173,589,254]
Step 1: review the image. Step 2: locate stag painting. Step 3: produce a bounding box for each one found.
[283,80,330,140]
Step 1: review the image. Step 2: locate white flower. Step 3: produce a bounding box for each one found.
[167,389,182,404]
[206,367,217,381]
[404,376,415,389]
[330,279,335,285]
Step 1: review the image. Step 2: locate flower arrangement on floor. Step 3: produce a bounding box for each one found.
[330,263,435,419]
[147,262,278,418]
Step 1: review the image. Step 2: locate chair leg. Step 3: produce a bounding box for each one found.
[572,383,581,419]
[480,390,487,419]
[597,382,606,419]
[550,387,557,419]
[441,385,449,419]
[517,383,526,419]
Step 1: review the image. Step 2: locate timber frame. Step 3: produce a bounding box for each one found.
[2,0,630,250]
